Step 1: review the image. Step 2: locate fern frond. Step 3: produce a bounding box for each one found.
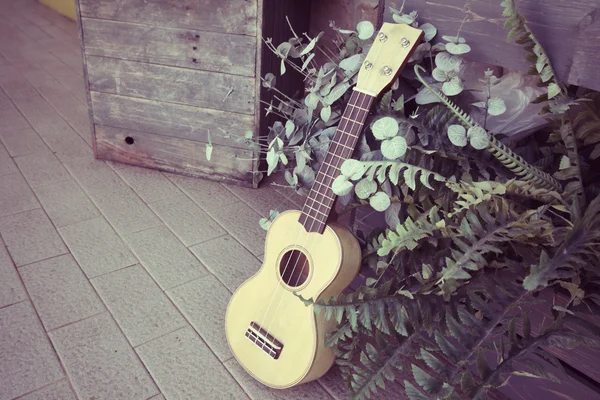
[414,65,562,193]
[350,332,418,400]
[358,160,447,190]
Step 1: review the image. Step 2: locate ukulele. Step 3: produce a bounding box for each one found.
[225,23,423,389]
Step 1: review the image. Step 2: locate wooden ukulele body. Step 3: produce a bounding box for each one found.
[225,210,361,388]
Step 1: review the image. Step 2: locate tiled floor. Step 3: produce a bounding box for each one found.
[0,1,351,399]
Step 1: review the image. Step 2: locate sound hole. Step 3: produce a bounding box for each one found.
[279,250,310,287]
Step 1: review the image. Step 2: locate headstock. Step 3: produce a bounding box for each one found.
[356,23,424,96]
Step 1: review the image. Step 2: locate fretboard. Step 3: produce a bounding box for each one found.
[298,89,375,233]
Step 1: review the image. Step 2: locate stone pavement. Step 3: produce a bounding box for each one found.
[0,1,351,399]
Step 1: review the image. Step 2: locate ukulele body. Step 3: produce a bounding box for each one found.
[225,210,361,388]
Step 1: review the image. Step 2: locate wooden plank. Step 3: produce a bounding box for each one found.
[95,125,256,186]
[81,18,256,77]
[78,0,257,37]
[86,56,255,115]
[74,0,98,154]
[90,91,255,149]
[399,0,600,91]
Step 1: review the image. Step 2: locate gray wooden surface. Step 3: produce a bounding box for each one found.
[81,18,257,77]
[78,0,258,36]
[91,92,254,149]
[86,56,255,115]
[95,125,256,185]
[398,0,600,91]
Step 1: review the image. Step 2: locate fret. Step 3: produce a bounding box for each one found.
[303,202,329,217]
[299,90,376,234]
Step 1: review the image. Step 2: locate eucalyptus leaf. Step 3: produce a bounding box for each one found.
[435,52,461,72]
[321,105,332,122]
[266,147,278,175]
[372,117,399,140]
[381,136,408,159]
[442,35,466,44]
[447,125,467,147]
[442,76,464,96]
[341,159,366,180]
[339,54,364,75]
[262,73,276,89]
[468,126,490,150]
[445,42,471,55]
[559,155,570,170]
[323,82,350,105]
[301,53,315,71]
[305,92,320,110]
[332,175,353,196]
[432,68,448,82]
[355,178,377,199]
[487,97,507,116]
[299,32,322,56]
[285,120,295,138]
[421,23,437,42]
[356,21,375,40]
[370,191,391,211]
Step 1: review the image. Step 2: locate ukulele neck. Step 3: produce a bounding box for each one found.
[298,89,375,234]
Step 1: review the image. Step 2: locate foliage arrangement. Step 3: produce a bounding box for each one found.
[253,1,600,398]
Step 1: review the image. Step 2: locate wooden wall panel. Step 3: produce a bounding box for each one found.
[90,92,254,149]
[86,56,255,115]
[95,125,256,186]
[81,18,256,77]
[78,0,257,36]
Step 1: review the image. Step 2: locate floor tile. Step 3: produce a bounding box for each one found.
[63,156,127,195]
[0,89,12,110]
[0,66,37,99]
[0,208,67,267]
[207,201,266,256]
[18,380,77,400]
[0,238,27,308]
[92,265,187,347]
[13,150,71,188]
[123,225,207,290]
[49,313,159,400]
[58,216,137,278]
[0,106,30,131]
[19,254,105,331]
[166,174,240,212]
[0,172,40,217]
[318,367,354,400]
[0,301,64,400]
[148,193,226,247]
[167,275,232,361]
[0,126,48,156]
[136,326,246,400]
[113,165,180,204]
[90,188,162,236]
[0,141,18,175]
[226,184,297,217]
[224,358,335,400]
[189,235,261,293]
[148,394,166,400]
[33,179,100,227]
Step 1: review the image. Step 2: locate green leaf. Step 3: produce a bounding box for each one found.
[432,68,447,82]
[370,191,391,211]
[356,21,375,40]
[435,52,461,72]
[341,159,366,180]
[355,178,377,199]
[460,370,476,395]
[300,34,321,56]
[419,349,445,375]
[266,147,278,175]
[412,364,442,393]
[548,82,561,99]
[447,124,467,147]
[320,105,331,122]
[323,82,350,106]
[404,381,429,400]
[422,264,433,280]
[445,42,471,55]
[476,348,492,379]
[487,97,507,116]
[372,117,399,140]
[420,23,437,42]
[468,126,489,150]
[332,175,353,196]
[285,120,295,138]
[404,166,418,190]
[442,76,464,96]
[397,289,414,299]
[559,155,570,170]
[381,136,408,160]
[262,72,276,89]
[305,92,320,110]
[339,53,364,74]
[507,26,523,42]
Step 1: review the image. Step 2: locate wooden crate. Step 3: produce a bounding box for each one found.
[74,0,310,187]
